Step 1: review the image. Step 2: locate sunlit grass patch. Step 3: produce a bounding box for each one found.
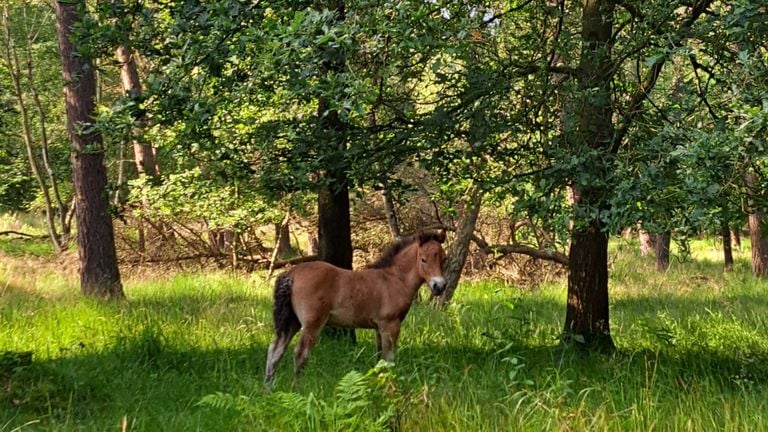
[2,239,768,430]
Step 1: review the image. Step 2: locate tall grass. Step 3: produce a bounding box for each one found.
[2,238,768,430]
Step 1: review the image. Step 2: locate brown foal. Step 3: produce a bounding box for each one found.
[264,231,447,388]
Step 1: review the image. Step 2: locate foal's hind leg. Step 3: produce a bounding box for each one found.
[265,322,301,389]
[293,318,326,381]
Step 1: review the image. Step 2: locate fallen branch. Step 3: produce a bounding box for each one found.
[420,224,570,266]
[471,233,568,266]
[257,254,318,271]
[489,243,569,266]
[0,230,46,239]
[121,252,319,270]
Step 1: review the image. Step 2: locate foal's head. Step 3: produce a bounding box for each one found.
[416,231,447,296]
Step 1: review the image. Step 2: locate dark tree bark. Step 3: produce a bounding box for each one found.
[435,187,482,305]
[55,0,123,299]
[720,209,733,271]
[655,231,671,272]
[316,0,354,342]
[563,0,616,351]
[565,221,611,348]
[746,171,768,277]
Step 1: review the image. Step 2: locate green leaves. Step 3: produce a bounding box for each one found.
[199,361,399,432]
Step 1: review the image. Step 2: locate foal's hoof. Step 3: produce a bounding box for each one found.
[263,378,276,393]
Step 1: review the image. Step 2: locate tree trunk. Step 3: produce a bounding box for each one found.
[435,187,482,305]
[316,0,354,343]
[562,0,616,351]
[382,186,401,240]
[307,231,319,255]
[746,170,768,277]
[55,0,123,299]
[748,209,768,277]
[732,229,741,251]
[116,45,158,178]
[21,14,70,245]
[565,221,612,349]
[2,6,63,253]
[655,231,671,272]
[274,220,295,259]
[720,210,733,271]
[638,224,656,257]
[116,44,158,254]
[317,181,352,269]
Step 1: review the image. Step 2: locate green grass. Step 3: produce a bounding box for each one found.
[0,237,55,257]
[0,212,56,257]
[2,239,768,430]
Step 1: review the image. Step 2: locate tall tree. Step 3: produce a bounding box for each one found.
[562,0,713,349]
[315,0,355,342]
[314,1,352,272]
[55,0,123,298]
[116,44,158,179]
[1,4,66,252]
[563,0,616,350]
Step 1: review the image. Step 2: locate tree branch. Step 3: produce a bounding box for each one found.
[611,0,714,154]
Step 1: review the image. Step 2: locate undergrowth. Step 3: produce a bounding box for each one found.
[1,239,768,430]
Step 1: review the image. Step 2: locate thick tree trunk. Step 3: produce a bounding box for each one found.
[55,0,123,299]
[748,211,768,277]
[720,211,733,271]
[655,231,671,272]
[565,221,612,349]
[746,171,768,277]
[562,0,616,351]
[435,187,482,305]
[317,180,352,269]
[316,0,354,342]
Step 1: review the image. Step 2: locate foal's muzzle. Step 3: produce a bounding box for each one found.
[429,277,447,296]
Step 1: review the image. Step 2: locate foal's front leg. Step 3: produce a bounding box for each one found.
[377,320,401,362]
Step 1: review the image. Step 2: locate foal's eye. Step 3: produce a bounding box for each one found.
[421,257,427,263]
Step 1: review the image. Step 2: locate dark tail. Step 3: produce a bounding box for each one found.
[273,272,299,337]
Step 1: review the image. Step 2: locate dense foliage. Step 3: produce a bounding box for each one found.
[1,0,768,337]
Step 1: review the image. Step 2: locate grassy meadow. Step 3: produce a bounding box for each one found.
[2,234,768,431]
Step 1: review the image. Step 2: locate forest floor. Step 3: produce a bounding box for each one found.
[2,235,768,431]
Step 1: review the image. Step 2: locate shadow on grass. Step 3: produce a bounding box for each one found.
[4,276,768,429]
[5,330,768,430]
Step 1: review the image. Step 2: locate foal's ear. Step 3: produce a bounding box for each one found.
[417,231,428,245]
[418,230,446,245]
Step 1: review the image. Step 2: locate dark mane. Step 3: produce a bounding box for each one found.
[366,237,416,269]
[365,231,444,269]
